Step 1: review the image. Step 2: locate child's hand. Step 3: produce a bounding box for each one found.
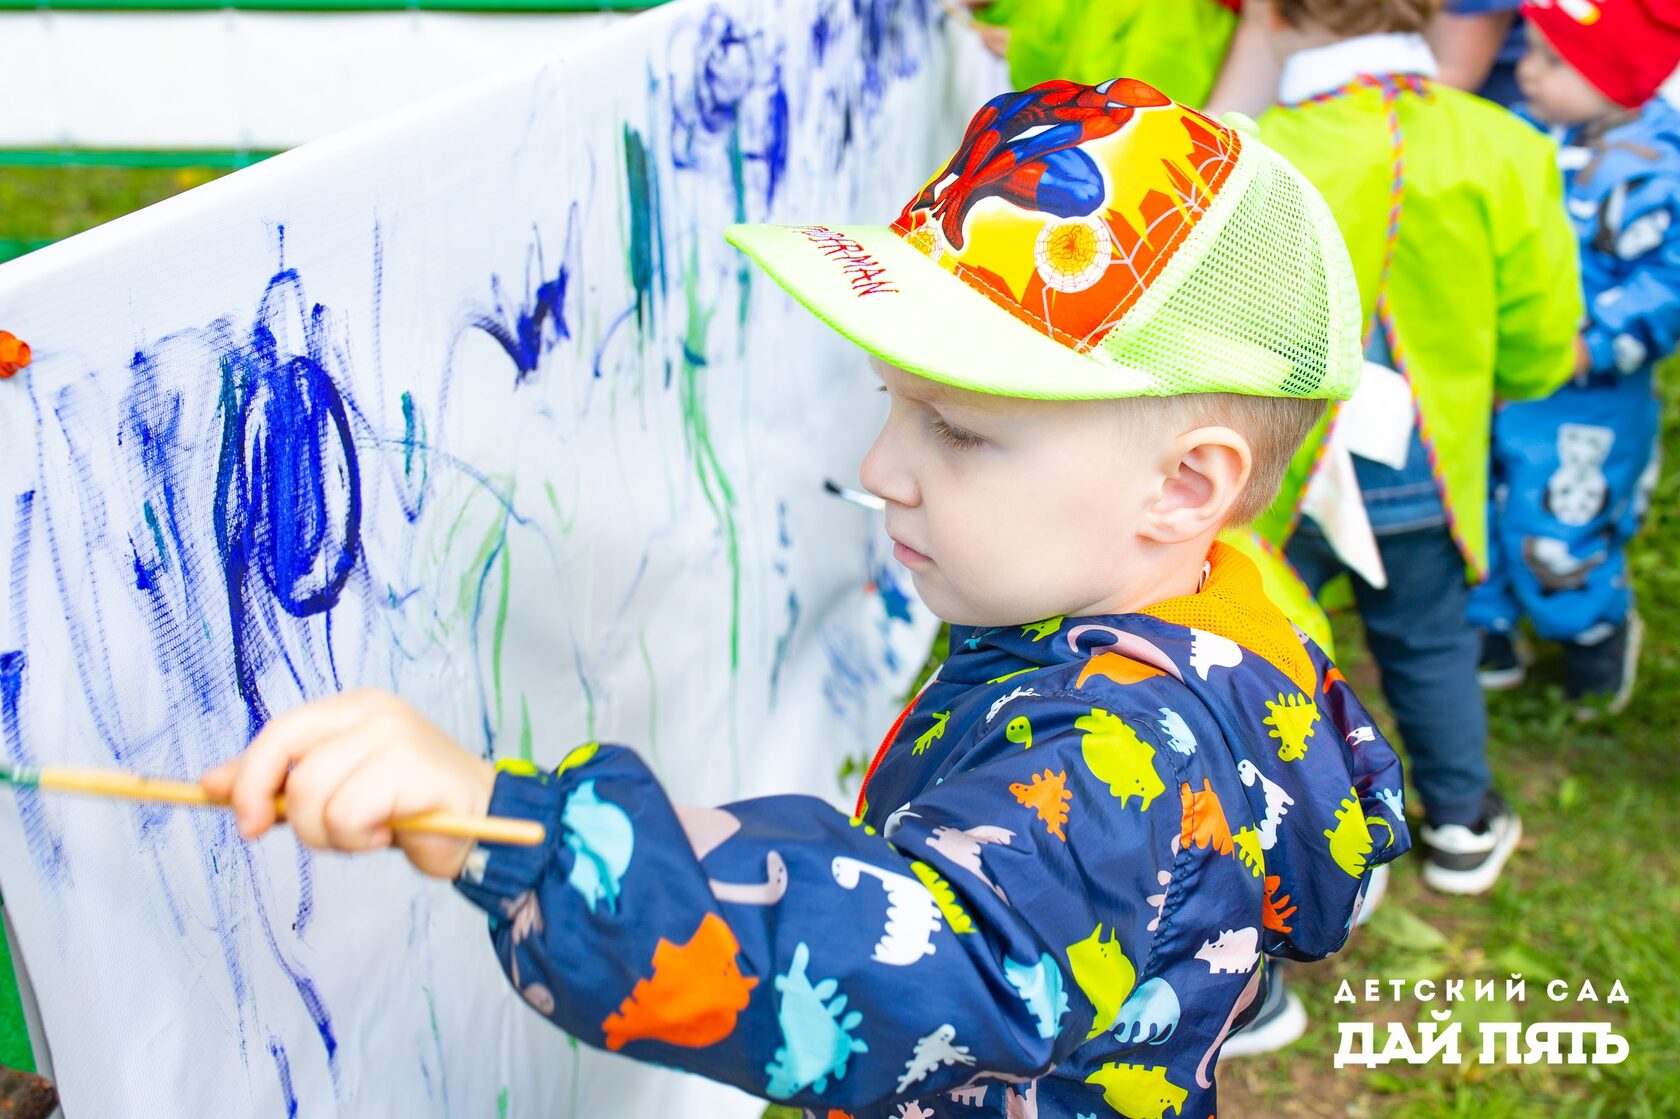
[1575,335,1593,375]
[201,690,498,879]
[976,23,1009,57]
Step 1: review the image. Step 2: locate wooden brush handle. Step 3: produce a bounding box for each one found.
[35,768,546,846]
[38,768,219,806]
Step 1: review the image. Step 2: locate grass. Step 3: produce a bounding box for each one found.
[0,906,32,1073]
[0,164,229,263]
[2,165,1673,1115]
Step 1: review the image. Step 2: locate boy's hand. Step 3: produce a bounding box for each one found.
[201,690,498,880]
[1575,335,1593,376]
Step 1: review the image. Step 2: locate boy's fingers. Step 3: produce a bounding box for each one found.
[319,754,402,853]
[277,734,381,851]
[232,691,387,835]
[200,761,236,801]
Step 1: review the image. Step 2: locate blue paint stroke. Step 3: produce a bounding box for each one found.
[855,0,934,108]
[811,1,837,61]
[467,214,579,383]
[268,1037,300,1119]
[122,355,233,718]
[3,490,71,888]
[591,304,639,382]
[0,650,70,887]
[213,268,364,735]
[669,7,789,211]
[871,557,913,624]
[293,840,315,938]
[244,843,338,1069]
[769,588,800,708]
[768,502,800,706]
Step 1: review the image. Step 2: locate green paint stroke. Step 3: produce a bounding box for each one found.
[638,631,659,771]
[142,500,170,574]
[400,390,430,480]
[727,124,753,329]
[622,124,666,335]
[457,518,504,617]
[422,986,449,1104]
[493,539,512,719]
[679,245,741,669]
[519,695,533,763]
[543,479,578,536]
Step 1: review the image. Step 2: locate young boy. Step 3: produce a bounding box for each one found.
[1471,0,1680,716]
[1248,0,1582,896]
[205,81,1409,1117]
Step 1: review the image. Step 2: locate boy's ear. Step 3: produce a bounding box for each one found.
[1139,426,1252,544]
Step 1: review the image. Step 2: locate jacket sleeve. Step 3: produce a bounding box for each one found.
[451,697,1248,1113]
[1489,133,1585,402]
[1581,175,1680,375]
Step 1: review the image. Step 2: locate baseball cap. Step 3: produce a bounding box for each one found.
[726,78,1363,401]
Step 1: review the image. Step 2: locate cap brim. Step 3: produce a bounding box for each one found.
[725,223,1154,400]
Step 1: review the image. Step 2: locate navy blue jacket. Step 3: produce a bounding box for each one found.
[455,544,1409,1117]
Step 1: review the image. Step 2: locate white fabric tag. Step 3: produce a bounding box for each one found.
[1341,360,1416,470]
[1300,433,1389,589]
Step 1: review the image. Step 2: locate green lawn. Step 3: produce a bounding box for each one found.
[0,907,32,1073]
[3,165,1674,1115]
[0,164,229,263]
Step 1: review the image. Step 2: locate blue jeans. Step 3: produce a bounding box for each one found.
[1287,523,1492,829]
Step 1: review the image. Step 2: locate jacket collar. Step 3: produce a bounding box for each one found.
[1278,32,1439,105]
[943,542,1317,694]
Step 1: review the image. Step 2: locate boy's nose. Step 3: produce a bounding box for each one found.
[859,424,919,509]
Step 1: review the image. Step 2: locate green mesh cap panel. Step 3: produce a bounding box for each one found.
[1093,128,1364,399]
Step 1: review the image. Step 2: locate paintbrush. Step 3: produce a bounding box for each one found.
[0,762,545,846]
[824,478,887,511]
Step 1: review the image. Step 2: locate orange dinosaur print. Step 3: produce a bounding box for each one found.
[1076,652,1166,690]
[601,913,758,1051]
[1262,875,1296,934]
[1010,768,1072,840]
[1178,779,1234,856]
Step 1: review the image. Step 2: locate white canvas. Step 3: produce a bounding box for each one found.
[0,2,1001,1114]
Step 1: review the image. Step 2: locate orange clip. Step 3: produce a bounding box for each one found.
[0,331,30,378]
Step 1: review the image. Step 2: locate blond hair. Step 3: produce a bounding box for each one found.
[1274,0,1441,36]
[1122,393,1327,526]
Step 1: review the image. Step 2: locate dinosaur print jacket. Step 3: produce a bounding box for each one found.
[455,542,1409,1118]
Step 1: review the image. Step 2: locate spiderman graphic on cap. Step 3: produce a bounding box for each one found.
[899,78,1173,250]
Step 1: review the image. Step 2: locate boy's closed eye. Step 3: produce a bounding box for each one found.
[928,415,986,450]
[875,382,990,450]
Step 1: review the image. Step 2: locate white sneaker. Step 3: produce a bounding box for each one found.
[1353,863,1389,928]
[1420,793,1522,896]
[1221,968,1308,1059]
